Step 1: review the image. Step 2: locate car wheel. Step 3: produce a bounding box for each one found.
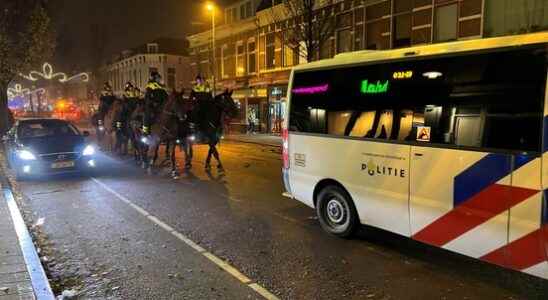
[316,185,359,238]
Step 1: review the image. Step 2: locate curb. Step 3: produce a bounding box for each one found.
[0,153,55,300]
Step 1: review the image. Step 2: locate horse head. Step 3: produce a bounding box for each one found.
[215,89,239,119]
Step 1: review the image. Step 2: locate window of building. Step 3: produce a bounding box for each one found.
[147,43,158,54]
[289,46,546,153]
[434,4,458,42]
[167,68,176,90]
[222,44,235,78]
[259,35,266,71]
[283,30,299,67]
[393,0,413,48]
[366,19,390,50]
[266,33,276,69]
[337,29,352,53]
[236,42,246,76]
[275,33,282,68]
[248,39,257,74]
[336,12,353,53]
[245,1,253,18]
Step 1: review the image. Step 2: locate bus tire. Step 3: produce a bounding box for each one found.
[316,185,358,238]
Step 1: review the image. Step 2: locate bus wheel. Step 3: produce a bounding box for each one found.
[316,185,358,238]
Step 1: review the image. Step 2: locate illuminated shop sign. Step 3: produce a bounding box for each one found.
[393,70,413,79]
[292,84,329,95]
[361,80,389,94]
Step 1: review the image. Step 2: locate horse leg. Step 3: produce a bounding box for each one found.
[184,141,193,169]
[210,142,224,171]
[205,146,213,170]
[171,142,179,178]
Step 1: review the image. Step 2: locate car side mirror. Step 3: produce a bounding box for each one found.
[82,131,90,137]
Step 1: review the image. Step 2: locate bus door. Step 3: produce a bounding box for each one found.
[409,147,514,259]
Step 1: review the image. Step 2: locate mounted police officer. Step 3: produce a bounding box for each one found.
[96,82,115,130]
[190,75,211,102]
[143,71,168,135]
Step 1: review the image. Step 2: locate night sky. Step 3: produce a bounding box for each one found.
[48,0,234,72]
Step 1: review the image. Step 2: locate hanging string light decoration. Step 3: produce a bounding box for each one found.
[19,62,89,83]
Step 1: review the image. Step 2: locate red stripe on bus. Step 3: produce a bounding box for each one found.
[413,184,538,247]
[481,225,548,270]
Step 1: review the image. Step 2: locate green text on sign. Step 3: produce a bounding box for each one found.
[361,80,389,94]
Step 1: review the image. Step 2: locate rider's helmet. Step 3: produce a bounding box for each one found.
[195,75,203,85]
[150,71,162,82]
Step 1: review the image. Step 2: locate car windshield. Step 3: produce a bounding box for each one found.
[17,120,80,138]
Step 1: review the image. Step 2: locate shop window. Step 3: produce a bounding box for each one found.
[434,4,458,42]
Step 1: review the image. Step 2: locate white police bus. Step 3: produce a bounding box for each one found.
[282,32,548,279]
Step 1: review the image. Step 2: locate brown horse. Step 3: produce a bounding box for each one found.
[143,91,186,178]
[102,98,125,153]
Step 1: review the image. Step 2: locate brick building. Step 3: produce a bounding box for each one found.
[187,0,548,134]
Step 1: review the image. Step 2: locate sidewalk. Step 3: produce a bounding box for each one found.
[0,172,54,299]
[225,133,282,147]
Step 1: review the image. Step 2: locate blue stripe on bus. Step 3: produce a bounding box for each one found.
[514,154,536,170]
[453,153,511,207]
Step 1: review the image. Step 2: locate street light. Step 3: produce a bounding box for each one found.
[206,2,216,95]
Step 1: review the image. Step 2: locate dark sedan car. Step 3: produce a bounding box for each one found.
[2,118,97,179]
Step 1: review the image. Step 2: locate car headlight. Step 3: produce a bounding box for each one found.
[83,145,95,156]
[17,150,37,160]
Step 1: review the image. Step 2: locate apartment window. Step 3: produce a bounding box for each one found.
[245,1,252,18]
[147,43,158,54]
[275,33,282,68]
[434,4,458,42]
[222,44,235,78]
[259,34,266,71]
[393,0,412,48]
[167,68,176,90]
[336,12,353,53]
[248,39,257,74]
[354,7,365,50]
[337,29,352,53]
[266,33,275,69]
[283,30,298,67]
[236,42,246,76]
[365,2,390,50]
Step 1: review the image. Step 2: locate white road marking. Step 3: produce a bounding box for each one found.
[248,283,279,300]
[90,177,279,300]
[203,252,251,284]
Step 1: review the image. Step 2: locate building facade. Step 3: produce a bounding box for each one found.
[105,38,193,96]
[187,0,548,134]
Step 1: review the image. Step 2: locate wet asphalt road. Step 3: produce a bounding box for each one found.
[12,141,548,299]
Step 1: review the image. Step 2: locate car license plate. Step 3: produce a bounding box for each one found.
[51,161,75,169]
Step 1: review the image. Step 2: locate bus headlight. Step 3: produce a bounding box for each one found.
[83,145,95,156]
[17,150,37,161]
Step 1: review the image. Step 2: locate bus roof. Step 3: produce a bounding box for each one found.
[293,32,548,73]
